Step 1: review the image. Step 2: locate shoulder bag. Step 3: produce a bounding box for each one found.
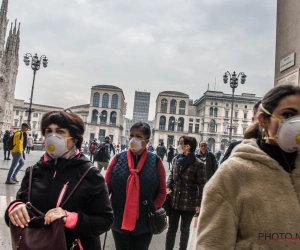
[9,166,95,250]
[143,200,168,235]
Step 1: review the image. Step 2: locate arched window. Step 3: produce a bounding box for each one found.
[93,92,100,107]
[220,139,228,151]
[170,100,177,114]
[207,138,215,152]
[91,109,98,124]
[177,117,184,131]
[110,111,117,125]
[102,93,109,108]
[209,119,216,133]
[168,116,176,131]
[179,101,186,115]
[159,116,166,130]
[111,94,118,109]
[100,110,107,124]
[161,99,168,113]
[209,107,213,116]
[214,108,218,117]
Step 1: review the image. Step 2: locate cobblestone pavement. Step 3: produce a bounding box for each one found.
[0,150,198,249]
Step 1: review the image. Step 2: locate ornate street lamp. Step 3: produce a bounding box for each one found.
[223,71,247,143]
[23,53,48,129]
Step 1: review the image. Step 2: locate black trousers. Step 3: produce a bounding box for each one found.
[112,230,153,250]
[165,207,195,250]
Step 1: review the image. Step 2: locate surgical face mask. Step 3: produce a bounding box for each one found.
[177,145,183,154]
[44,133,73,158]
[129,137,143,152]
[261,105,300,152]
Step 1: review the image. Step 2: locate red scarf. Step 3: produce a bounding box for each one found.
[121,148,148,231]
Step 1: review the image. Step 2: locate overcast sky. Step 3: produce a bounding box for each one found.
[8,0,276,120]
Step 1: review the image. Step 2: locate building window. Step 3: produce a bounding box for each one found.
[102,93,109,108]
[90,133,95,141]
[214,108,218,117]
[196,119,200,122]
[235,111,238,118]
[215,103,218,105]
[188,123,193,133]
[195,124,199,133]
[93,92,100,107]
[159,116,166,130]
[211,102,213,105]
[110,111,117,125]
[243,127,247,134]
[14,119,18,127]
[226,103,229,107]
[33,121,37,129]
[245,105,247,109]
[100,110,107,124]
[33,113,38,117]
[244,112,247,119]
[235,104,238,108]
[225,111,229,118]
[189,118,193,122]
[16,110,19,115]
[99,129,105,142]
[161,99,168,113]
[170,100,177,114]
[91,109,98,124]
[209,107,213,116]
[168,117,176,131]
[111,94,118,109]
[177,117,184,131]
[179,100,186,115]
[234,127,238,135]
[209,119,216,133]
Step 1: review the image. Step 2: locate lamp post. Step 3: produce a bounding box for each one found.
[223,71,247,143]
[23,53,48,129]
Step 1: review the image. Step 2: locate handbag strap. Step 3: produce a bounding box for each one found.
[60,166,95,207]
[28,166,33,202]
[143,200,152,216]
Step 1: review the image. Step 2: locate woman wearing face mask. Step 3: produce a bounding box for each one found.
[5,110,114,250]
[165,136,206,250]
[196,85,300,250]
[105,122,166,250]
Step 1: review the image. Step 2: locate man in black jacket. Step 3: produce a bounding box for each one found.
[196,141,218,182]
[94,136,112,172]
[2,130,11,160]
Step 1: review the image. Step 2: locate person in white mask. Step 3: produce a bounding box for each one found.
[196,85,300,250]
[5,110,113,250]
[105,122,166,250]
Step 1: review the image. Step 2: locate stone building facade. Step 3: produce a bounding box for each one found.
[275,0,300,87]
[152,90,260,152]
[12,99,63,139]
[85,85,125,144]
[0,0,20,133]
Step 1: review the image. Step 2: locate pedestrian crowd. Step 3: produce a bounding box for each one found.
[2,84,300,250]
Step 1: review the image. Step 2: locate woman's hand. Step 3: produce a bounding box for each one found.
[195,206,200,213]
[44,207,67,225]
[9,204,30,228]
[166,188,172,194]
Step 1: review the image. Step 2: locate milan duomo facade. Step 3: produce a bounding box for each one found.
[0,0,20,132]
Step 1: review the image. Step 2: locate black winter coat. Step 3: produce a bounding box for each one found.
[5,153,114,250]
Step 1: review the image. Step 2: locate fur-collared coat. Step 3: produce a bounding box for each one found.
[196,139,300,250]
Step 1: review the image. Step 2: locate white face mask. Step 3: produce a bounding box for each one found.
[44,133,73,158]
[261,105,300,152]
[177,145,183,154]
[129,137,143,152]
